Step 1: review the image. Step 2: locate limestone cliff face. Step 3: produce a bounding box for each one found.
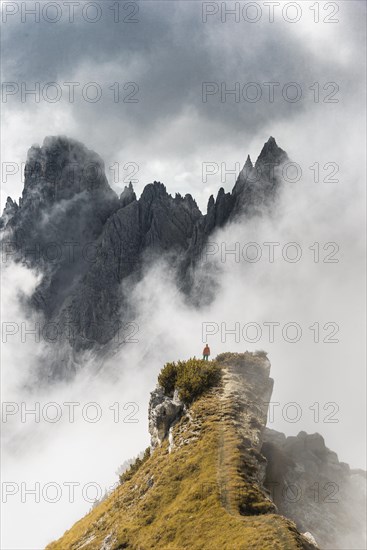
[214,352,275,512]
[148,387,185,449]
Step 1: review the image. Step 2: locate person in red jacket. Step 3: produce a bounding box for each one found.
[203,344,210,361]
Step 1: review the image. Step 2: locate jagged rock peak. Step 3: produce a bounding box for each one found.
[207,194,215,210]
[139,182,200,214]
[120,182,136,207]
[183,193,198,207]
[26,135,106,173]
[21,135,116,207]
[0,197,19,229]
[1,136,288,358]
[3,196,18,213]
[140,181,167,201]
[244,154,253,170]
[235,154,254,187]
[255,136,288,167]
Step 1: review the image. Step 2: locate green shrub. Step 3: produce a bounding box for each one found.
[158,358,222,404]
[157,361,177,397]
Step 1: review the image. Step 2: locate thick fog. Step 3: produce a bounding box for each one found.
[1,146,365,547]
[1,1,366,549]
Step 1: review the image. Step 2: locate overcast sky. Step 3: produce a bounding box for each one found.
[1,2,366,549]
[1,1,366,209]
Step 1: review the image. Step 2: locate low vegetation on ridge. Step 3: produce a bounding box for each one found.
[46,353,312,550]
[158,358,222,404]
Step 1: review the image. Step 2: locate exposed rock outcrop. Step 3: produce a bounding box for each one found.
[302,532,318,547]
[2,136,120,322]
[145,352,365,549]
[47,352,319,550]
[0,196,18,229]
[148,387,185,449]
[216,352,274,502]
[262,428,367,550]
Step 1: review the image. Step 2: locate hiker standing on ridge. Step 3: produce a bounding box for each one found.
[203,344,210,361]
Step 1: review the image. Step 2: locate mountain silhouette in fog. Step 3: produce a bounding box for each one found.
[1,136,288,378]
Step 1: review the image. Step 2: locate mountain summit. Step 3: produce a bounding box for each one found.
[1,137,288,378]
[255,136,288,168]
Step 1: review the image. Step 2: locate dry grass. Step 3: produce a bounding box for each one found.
[47,355,309,550]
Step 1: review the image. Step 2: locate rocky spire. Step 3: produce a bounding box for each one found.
[1,136,289,368]
[238,154,254,182]
[120,182,136,207]
[0,197,19,229]
[21,135,117,208]
[255,136,288,168]
[244,154,253,170]
[3,196,18,216]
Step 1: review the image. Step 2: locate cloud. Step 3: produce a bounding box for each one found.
[1,261,156,549]
[2,1,365,209]
[1,1,366,548]
[1,145,365,546]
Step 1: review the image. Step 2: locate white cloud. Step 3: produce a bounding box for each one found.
[1,1,365,547]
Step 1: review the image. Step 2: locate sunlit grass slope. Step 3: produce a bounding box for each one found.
[47,355,312,550]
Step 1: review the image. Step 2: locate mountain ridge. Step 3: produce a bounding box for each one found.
[46,352,318,550]
[46,352,366,549]
[1,137,288,378]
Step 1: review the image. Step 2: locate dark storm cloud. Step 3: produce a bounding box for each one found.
[2,1,364,155]
[1,1,366,211]
[1,4,366,549]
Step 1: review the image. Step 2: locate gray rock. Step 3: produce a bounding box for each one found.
[2,136,120,323]
[148,387,184,449]
[0,197,18,229]
[1,136,288,379]
[302,532,319,548]
[262,428,367,549]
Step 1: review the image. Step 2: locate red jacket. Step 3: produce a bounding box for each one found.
[203,345,210,355]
